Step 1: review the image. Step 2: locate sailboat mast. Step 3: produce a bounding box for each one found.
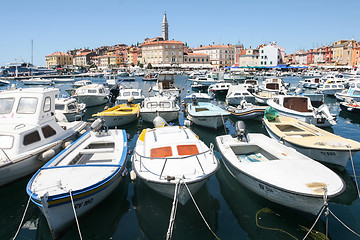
[31,39,33,65]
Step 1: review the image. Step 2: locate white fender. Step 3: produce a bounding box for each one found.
[38,149,56,162]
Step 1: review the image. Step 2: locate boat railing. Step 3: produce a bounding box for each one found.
[133,146,216,179]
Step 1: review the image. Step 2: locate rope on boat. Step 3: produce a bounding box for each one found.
[12,192,33,240]
[303,187,328,240]
[166,180,181,240]
[221,114,227,135]
[69,190,83,240]
[182,180,221,240]
[348,146,360,198]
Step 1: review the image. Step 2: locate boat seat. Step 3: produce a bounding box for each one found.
[80,148,114,154]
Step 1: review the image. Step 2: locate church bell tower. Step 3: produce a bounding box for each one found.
[162,12,168,41]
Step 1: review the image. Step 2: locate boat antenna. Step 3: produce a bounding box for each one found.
[31,39,34,66]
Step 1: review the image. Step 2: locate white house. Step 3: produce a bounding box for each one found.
[259,42,285,67]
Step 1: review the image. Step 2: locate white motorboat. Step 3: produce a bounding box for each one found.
[335,80,360,101]
[0,79,10,86]
[73,80,92,88]
[140,95,180,123]
[186,101,230,129]
[22,77,54,85]
[259,77,288,94]
[216,121,345,215]
[73,84,110,107]
[182,92,213,105]
[188,74,218,87]
[226,100,267,120]
[253,91,277,105]
[55,97,86,122]
[131,117,219,205]
[115,88,145,105]
[263,115,360,169]
[151,72,180,98]
[26,120,128,238]
[208,82,232,95]
[225,85,255,106]
[317,82,345,96]
[267,95,337,127]
[51,77,76,84]
[0,88,87,186]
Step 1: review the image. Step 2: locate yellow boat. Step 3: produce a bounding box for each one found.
[263,115,360,169]
[93,103,140,127]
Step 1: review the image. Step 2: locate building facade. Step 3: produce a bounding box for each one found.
[238,48,259,67]
[141,40,184,65]
[73,51,95,66]
[332,40,356,66]
[259,42,285,67]
[45,52,73,68]
[183,53,209,64]
[193,45,235,69]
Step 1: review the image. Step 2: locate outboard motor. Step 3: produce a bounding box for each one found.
[91,118,105,132]
[235,121,248,142]
[315,104,337,126]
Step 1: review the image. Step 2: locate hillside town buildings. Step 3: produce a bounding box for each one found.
[44,13,360,70]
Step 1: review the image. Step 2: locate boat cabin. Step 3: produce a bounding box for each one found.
[157,73,176,90]
[273,96,312,112]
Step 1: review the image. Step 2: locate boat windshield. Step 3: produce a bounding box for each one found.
[0,98,15,114]
[17,97,38,114]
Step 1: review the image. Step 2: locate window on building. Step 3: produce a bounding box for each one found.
[270,61,272,65]
[261,50,264,53]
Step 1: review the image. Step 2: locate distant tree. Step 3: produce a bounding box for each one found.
[139,63,144,68]
[131,62,135,67]
[147,63,152,69]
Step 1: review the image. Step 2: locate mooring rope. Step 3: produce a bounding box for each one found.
[69,190,83,240]
[221,113,227,135]
[182,180,221,240]
[166,180,181,240]
[12,192,33,240]
[348,146,360,198]
[303,187,328,240]
[302,205,326,240]
[328,209,360,237]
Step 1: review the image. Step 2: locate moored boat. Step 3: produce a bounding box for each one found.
[26,120,128,238]
[131,117,219,205]
[92,103,140,127]
[226,100,267,120]
[263,115,360,169]
[140,95,180,123]
[216,121,345,215]
[0,87,87,186]
[55,97,86,122]
[186,100,230,129]
[73,84,110,107]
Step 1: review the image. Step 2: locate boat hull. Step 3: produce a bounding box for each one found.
[264,124,354,168]
[141,176,207,205]
[0,145,62,186]
[187,114,229,129]
[98,114,138,127]
[222,158,325,215]
[39,172,124,238]
[140,111,179,123]
[74,95,108,107]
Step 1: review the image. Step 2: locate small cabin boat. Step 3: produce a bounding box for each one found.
[151,72,180,98]
[267,95,336,127]
[140,95,180,123]
[115,88,145,105]
[55,97,86,122]
[73,84,110,107]
[93,103,140,127]
[225,85,255,106]
[0,88,87,186]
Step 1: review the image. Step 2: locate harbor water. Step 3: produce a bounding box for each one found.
[1,75,360,240]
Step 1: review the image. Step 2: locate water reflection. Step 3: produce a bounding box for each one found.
[132,180,219,240]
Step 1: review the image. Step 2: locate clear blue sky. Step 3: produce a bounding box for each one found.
[1,0,359,66]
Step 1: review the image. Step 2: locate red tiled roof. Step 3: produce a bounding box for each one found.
[46,52,69,57]
[142,40,183,46]
[194,44,234,50]
[187,53,208,56]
